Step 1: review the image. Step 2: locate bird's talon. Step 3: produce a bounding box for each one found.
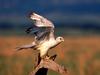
[45,56,50,59]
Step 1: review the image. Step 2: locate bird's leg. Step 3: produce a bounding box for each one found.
[16,44,34,51]
[41,54,57,60]
[46,52,49,57]
[40,52,51,60]
[41,55,46,60]
[45,53,51,59]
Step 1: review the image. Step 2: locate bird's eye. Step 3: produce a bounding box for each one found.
[60,38,62,40]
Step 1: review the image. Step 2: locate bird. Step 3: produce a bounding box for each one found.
[16,12,64,59]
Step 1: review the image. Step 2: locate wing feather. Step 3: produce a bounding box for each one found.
[27,12,55,43]
[30,13,55,28]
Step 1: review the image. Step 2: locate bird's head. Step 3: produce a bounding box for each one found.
[56,37,64,43]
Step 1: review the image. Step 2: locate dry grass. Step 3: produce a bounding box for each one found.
[0,36,100,75]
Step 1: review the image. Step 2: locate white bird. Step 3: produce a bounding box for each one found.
[16,12,64,58]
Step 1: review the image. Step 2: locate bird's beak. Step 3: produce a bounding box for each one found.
[62,38,64,42]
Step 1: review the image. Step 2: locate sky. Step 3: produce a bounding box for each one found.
[0,0,100,25]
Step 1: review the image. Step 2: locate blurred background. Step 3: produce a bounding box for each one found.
[0,0,100,75]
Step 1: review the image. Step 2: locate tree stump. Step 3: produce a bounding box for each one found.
[29,55,67,75]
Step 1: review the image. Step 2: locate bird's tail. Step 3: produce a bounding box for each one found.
[15,44,35,51]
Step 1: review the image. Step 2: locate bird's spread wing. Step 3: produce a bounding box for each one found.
[26,13,55,43]
[30,13,54,28]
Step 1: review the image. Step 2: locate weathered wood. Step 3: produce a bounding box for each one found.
[29,55,67,75]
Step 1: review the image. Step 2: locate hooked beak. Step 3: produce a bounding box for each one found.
[61,38,64,42]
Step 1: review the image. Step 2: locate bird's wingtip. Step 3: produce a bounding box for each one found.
[27,11,38,18]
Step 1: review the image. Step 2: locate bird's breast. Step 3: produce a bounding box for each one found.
[37,40,56,50]
[36,40,57,57]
